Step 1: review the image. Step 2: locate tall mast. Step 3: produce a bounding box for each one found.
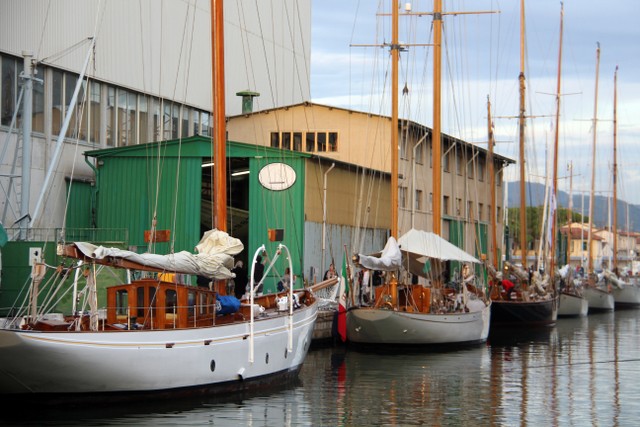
[612,66,618,272]
[518,0,527,268]
[567,161,573,266]
[212,0,227,232]
[549,3,564,273]
[487,97,497,268]
[587,43,601,274]
[391,1,399,238]
[432,0,443,236]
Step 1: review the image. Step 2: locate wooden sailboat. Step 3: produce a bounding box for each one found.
[0,0,319,400]
[488,0,558,327]
[553,4,588,317]
[607,66,640,308]
[582,43,615,312]
[345,1,491,346]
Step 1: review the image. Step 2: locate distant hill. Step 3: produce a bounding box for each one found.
[507,181,640,232]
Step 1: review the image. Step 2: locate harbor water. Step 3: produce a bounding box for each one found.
[4,309,640,426]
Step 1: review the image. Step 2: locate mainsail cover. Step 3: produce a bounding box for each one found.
[398,228,480,263]
[356,236,403,272]
[69,229,243,279]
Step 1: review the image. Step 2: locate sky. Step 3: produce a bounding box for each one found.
[309,0,640,208]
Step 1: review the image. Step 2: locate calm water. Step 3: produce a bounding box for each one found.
[4,310,640,426]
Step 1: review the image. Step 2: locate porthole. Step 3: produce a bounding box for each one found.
[210,360,216,372]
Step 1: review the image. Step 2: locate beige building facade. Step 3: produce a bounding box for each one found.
[228,102,513,269]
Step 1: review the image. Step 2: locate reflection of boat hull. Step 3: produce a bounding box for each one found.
[0,304,317,398]
[611,284,640,308]
[346,302,491,345]
[558,292,588,317]
[490,297,558,326]
[584,287,614,311]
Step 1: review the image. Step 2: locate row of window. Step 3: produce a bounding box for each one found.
[399,187,501,223]
[1,53,213,147]
[270,131,338,153]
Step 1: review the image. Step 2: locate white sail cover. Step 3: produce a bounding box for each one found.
[357,236,403,272]
[397,228,480,263]
[71,229,244,279]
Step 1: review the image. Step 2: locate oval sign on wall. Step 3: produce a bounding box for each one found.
[258,163,296,191]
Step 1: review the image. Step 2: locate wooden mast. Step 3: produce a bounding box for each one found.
[518,0,528,268]
[432,0,443,236]
[391,1,399,238]
[567,161,573,266]
[212,0,227,232]
[587,44,601,274]
[549,3,564,274]
[612,66,618,272]
[487,97,498,268]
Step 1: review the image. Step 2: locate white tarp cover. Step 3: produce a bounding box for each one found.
[356,236,403,272]
[397,228,480,264]
[72,229,244,279]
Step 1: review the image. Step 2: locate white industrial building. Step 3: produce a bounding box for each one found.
[0,0,311,232]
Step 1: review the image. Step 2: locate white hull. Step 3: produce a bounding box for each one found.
[0,305,317,396]
[346,302,491,345]
[583,287,615,311]
[611,284,640,307]
[558,292,588,317]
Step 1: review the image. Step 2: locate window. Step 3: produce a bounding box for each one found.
[192,109,200,136]
[478,161,485,181]
[116,290,129,316]
[497,169,502,186]
[443,150,450,172]
[478,203,484,221]
[106,86,115,146]
[317,132,327,152]
[467,201,473,218]
[467,158,474,179]
[1,56,19,126]
[136,287,146,317]
[281,132,291,150]
[117,88,136,146]
[293,132,302,151]
[181,106,189,137]
[497,206,501,223]
[429,192,433,212]
[399,186,408,209]
[415,189,423,211]
[152,97,162,141]
[87,81,101,144]
[50,68,63,135]
[328,132,338,152]
[428,145,432,168]
[32,65,44,133]
[456,154,463,175]
[270,132,280,148]
[306,132,315,151]
[400,135,408,160]
[443,195,450,215]
[65,73,86,141]
[415,140,424,164]
[456,198,462,216]
[202,111,212,137]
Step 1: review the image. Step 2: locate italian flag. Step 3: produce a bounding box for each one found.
[337,252,350,342]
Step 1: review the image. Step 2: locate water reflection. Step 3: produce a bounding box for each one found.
[2,310,639,426]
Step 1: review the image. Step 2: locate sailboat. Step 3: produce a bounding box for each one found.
[581,43,615,312]
[552,5,588,317]
[0,0,319,400]
[345,1,491,346]
[605,66,640,308]
[488,0,558,327]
